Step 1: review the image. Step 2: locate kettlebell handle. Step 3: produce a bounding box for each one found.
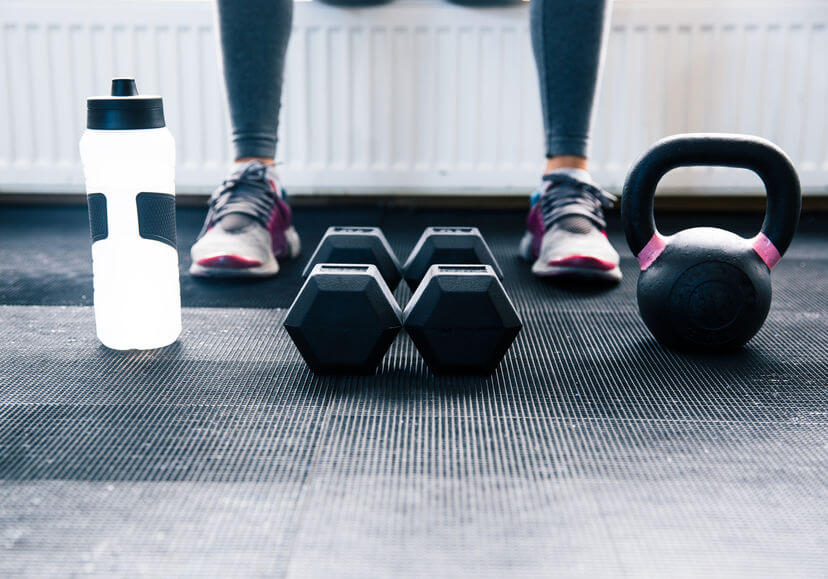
[622,134,801,269]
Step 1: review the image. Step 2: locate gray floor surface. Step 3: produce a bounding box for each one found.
[0,207,826,577]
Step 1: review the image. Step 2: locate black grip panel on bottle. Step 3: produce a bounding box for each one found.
[87,193,108,242]
[136,192,177,249]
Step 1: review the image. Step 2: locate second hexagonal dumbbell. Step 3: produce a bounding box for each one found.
[403,264,522,375]
[402,226,503,290]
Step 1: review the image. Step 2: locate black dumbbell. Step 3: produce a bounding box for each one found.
[402,227,503,290]
[303,226,403,290]
[284,264,402,374]
[403,264,522,374]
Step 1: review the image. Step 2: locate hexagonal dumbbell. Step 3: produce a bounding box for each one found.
[402,226,503,290]
[303,226,403,291]
[402,264,522,374]
[284,264,402,374]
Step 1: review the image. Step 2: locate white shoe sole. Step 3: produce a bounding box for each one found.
[520,230,622,282]
[189,255,280,278]
[531,261,622,282]
[189,225,302,279]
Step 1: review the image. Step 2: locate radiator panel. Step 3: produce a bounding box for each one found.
[1,0,826,195]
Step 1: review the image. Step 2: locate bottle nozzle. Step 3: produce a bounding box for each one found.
[111,78,139,97]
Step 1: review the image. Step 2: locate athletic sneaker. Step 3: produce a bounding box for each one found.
[189,160,301,277]
[518,171,621,282]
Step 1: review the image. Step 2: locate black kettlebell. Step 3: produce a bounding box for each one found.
[621,134,801,352]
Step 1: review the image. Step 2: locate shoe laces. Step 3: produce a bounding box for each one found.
[532,174,616,231]
[199,161,279,237]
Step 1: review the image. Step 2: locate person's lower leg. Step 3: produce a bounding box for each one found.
[215,0,292,163]
[524,0,620,281]
[530,0,611,171]
[189,0,298,278]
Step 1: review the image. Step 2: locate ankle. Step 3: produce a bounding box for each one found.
[544,155,588,174]
[543,167,594,188]
[235,157,275,166]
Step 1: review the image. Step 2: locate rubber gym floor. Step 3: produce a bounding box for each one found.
[0,204,825,577]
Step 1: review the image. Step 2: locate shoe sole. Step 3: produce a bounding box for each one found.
[189,254,280,278]
[189,226,302,278]
[519,231,622,282]
[532,262,622,282]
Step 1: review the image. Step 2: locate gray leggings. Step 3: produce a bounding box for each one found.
[216,0,610,161]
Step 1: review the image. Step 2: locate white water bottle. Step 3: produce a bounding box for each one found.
[80,78,182,350]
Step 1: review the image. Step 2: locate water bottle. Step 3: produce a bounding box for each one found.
[79,78,182,350]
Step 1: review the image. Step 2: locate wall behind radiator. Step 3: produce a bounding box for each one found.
[1,0,826,195]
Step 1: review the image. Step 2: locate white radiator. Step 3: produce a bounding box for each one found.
[1,0,826,196]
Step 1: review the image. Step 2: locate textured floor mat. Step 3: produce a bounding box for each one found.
[0,206,826,576]
[1,308,826,574]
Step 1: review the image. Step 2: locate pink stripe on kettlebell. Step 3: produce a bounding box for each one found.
[637,233,667,270]
[752,232,782,270]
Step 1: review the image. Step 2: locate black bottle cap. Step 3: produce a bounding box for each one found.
[87,78,166,130]
[110,78,139,96]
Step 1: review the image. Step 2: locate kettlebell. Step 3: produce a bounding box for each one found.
[621,134,801,352]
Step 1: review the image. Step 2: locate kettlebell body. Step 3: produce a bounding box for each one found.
[638,227,771,351]
[622,134,801,352]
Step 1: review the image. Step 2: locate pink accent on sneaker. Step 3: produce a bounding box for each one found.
[548,255,617,271]
[637,233,667,270]
[527,204,545,258]
[260,175,294,259]
[267,195,294,259]
[752,232,782,270]
[196,255,263,269]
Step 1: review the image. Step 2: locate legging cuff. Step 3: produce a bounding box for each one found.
[232,132,278,160]
[546,136,590,159]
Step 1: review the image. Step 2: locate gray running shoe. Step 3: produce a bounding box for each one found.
[190,161,300,278]
[518,173,621,282]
